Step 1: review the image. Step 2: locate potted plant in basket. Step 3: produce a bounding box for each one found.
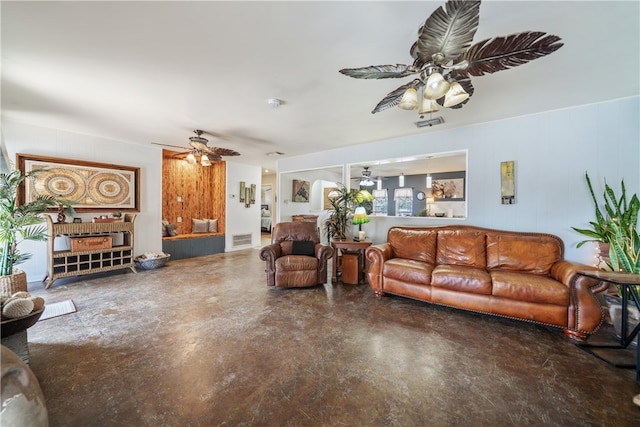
[327,183,373,240]
[0,166,75,293]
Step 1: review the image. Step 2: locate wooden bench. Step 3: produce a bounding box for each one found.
[162,232,225,260]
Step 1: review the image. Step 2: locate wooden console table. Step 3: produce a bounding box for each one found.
[43,214,137,288]
[331,239,372,284]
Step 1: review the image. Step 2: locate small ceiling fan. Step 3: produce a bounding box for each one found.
[351,167,381,187]
[152,129,240,166]
[339,0,563,115]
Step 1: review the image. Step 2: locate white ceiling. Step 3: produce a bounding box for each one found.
[2,1,638,174]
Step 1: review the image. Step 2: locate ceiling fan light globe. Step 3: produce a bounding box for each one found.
[185,152,197,165]
[200,154,212,166]
[397,87,419,110]
[443,82,469,107]
[424,72,450,100]
[419,98,439,115]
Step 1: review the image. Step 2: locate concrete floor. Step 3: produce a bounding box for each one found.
[22,243,640,426]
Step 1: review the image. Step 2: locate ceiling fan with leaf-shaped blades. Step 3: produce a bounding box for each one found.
[339,0,563,115]
[152,129,240,166]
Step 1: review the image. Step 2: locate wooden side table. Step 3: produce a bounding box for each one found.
[330,239,372,284]
[576,270,640,381]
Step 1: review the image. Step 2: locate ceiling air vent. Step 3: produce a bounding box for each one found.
[415,117,444,128]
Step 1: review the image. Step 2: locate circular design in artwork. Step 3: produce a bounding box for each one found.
[33,169,86,201]
[88,173,129,205]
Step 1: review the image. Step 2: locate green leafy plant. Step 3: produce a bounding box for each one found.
[572,172,639,253]
[327,184,373,240]
[0,167,75,276]
[572,172,639,301]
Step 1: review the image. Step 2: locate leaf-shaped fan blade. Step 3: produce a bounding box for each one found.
[210,147,241,157]
[372,79,422,114]
[339,64,418,79]
[436,71,474,109]
[416,0,481,64]
[463,31,563,77]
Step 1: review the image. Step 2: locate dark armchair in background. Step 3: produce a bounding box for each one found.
[259,222,333,288]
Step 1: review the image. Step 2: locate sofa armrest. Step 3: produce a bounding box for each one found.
[365,243,394,293]
[259,243,282,286]
[315,244,334,284]
[551,261,609,339]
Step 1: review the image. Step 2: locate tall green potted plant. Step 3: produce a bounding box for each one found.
[572,172,640,339]
[0,166,74,294]
[572,172,639,274]
[327,184,373,240]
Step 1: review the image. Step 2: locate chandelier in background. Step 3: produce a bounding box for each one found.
[339,0,563,116]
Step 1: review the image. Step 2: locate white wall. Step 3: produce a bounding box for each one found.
[277,97,640,266]
[225,161,262,251]
[2,121,264,281]
[2,120,163,281]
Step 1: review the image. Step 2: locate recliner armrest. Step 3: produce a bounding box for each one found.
[314,244,333,261]
[259,243,282,265]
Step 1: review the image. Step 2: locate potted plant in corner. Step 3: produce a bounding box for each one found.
[572,171,640,339]
[572,171,639,274]
[0,166,75,295]
[327,183,373,240]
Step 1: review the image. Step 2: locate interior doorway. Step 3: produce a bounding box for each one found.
[260,185,273,234]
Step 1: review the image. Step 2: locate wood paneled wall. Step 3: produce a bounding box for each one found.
[162,150,226,235]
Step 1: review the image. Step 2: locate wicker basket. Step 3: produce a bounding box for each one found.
[0,270,28,298]
[135,254,170,270]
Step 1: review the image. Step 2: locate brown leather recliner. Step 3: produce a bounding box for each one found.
[259,222,333,288]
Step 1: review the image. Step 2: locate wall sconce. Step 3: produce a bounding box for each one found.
[240,182,257,208]
[399,173,405,187]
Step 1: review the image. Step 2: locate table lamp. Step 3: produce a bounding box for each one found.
[352,206,369,241]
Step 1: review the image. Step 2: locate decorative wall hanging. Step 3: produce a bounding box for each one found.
[323,187,339,210]
[501,161,515,204]
[431,178,464,200]
[17,153,140,212]
[239,182,256,208]
[292,180,310,203]
[240,181,246,202]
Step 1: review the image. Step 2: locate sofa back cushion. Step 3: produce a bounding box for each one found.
[388,228,436,263]
[486,233,562,274]
[436,229,486,268]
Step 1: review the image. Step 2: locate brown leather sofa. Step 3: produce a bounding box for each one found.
[365,226,607,340]
[259,222,333,288]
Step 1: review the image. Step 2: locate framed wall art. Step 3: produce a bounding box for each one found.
[17,153,140,212]
[500,160,516,204]
[292,179,310,203]
[431,177,465,201]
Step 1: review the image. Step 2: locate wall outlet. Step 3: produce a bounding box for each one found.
[177,195,182,202]
[177,216,182,223]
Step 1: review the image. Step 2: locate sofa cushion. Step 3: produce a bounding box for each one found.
[192,218,209,233]
[292,240,315,256]
[491,270,569,306]
[388,228,436,263]
[431,264,492,295]
[486,234,562,275]
[436,229,486,268]
[280,241,293,256]
[276,255,318,272]
[383,258,434,285]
